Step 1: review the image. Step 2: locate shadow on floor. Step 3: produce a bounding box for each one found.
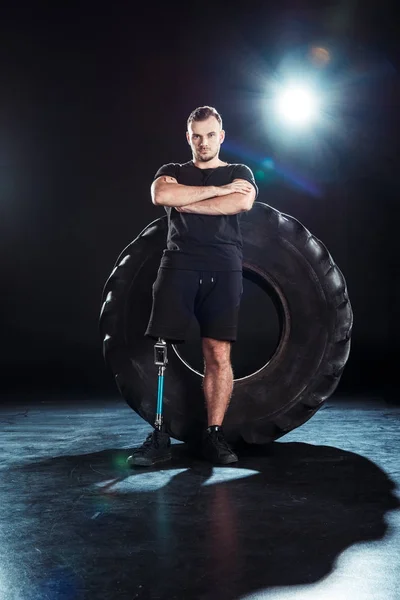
[3,442,399,600]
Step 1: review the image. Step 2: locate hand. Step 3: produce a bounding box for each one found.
[216,180,253,196]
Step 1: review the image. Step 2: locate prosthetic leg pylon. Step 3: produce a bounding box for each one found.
[153,338,168,430]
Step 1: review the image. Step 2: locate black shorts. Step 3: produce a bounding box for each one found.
[145,268,243,343]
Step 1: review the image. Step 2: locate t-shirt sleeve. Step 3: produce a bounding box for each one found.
[233,164,259,199]
[153,163,179,182]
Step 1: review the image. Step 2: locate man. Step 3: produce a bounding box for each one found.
[127,106,258,467]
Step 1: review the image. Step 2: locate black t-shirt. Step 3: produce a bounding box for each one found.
[153,160,258,271]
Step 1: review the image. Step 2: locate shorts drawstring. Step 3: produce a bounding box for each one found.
[199,275,215,286]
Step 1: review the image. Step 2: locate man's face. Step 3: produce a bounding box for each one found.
[186,116,225,163]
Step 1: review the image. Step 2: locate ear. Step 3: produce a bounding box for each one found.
[220,129,225,144]
[186,131,190,145]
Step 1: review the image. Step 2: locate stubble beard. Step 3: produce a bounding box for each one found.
[196,147,219,163]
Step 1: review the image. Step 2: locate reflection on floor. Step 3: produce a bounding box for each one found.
[1,395,399,600]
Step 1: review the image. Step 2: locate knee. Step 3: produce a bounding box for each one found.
[203,341,231,371]
[204,355,226,371]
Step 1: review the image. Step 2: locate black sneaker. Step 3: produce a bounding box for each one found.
[202,426,238,465]
[127,429,171,467]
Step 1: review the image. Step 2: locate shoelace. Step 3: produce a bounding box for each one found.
[211,430,232,452]
[135,432,159,452]
[144,433,157,446]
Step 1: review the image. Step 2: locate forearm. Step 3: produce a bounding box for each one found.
[177,193,249,215]
[155,183,220,207]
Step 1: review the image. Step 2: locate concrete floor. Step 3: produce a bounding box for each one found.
[0,394,399,600]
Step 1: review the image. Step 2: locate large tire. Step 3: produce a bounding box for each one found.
[99,202,353,444]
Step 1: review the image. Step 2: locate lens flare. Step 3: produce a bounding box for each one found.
[275,85,319,126]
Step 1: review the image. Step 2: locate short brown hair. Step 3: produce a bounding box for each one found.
[187,106,223,130]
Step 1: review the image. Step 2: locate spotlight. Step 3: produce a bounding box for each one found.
[274,84,320,126]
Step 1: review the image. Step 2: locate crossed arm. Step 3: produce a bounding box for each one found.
[151,176,256,215]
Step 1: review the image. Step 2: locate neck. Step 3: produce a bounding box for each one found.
[192,156,227,169]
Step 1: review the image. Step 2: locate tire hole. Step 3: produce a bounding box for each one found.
[173,269,284,379]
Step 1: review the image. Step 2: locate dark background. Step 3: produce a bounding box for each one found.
[0,1,398,402]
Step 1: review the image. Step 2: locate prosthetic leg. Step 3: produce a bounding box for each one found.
[153,338,168,430]
[126,337,170,466]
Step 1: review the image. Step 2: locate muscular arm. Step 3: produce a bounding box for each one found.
[176,180,256,215]
[151,176,219,207]
[151,176,254,208]
[176,193,249,215]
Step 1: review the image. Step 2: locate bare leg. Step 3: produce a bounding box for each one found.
[202,338,233,426]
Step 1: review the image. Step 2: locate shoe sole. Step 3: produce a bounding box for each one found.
[127,453,172,467]
[204,454,239,465]
[214,456,238,465]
